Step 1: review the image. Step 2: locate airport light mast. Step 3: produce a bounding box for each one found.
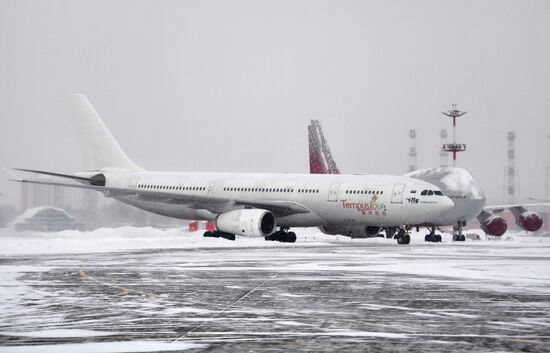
[442,104,467,166]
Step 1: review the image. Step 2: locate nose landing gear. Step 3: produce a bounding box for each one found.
[395,227,411,245]
[453,221,466,242]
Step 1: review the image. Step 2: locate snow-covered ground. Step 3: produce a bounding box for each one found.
[0,225,547,255]
[0,227,549,352]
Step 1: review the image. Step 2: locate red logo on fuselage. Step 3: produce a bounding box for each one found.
[341,196,387,216]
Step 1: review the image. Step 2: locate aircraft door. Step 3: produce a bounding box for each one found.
[129,177,139,189]
[328,183,340,202]
[391,183,405,203]
[207,183,216,196]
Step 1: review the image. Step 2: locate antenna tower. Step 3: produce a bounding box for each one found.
[442,104,467,166]
[408,129,417,172]
[440,129,449,168]
[506,131,516,204]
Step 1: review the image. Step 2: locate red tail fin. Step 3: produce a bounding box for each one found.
[308,120,340,174]
[308,124,327,174]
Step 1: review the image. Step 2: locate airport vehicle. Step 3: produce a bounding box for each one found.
[308,119,545,241]
[13,95,454,244]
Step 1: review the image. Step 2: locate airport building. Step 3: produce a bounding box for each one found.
[20,176,100,216]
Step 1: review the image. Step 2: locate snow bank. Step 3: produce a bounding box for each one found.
[0,226,336,255]
[0,226,546,256]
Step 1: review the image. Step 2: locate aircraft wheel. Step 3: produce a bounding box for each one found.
[203,231,213,238]
[397,233,410,245]
[286,232,297,243]
[435,234,442,242]
[425,234,433,242]
[211,231,235,241]
[265,232,278,241]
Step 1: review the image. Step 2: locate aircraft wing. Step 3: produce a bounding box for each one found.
[12,178,311,218]
[484,203,550,213]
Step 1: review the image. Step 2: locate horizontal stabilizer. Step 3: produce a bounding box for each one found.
[14,168,105,186]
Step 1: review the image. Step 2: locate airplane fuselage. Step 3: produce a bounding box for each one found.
[101,171,454,229]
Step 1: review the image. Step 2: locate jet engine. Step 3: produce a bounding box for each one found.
[321,225,381,238]
[216,209,276,237]
[516,211,543,232]
[319,226,339,235]
[365,226,381,237]
[480,215,507,237]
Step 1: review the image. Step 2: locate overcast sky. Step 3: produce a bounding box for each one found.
[1,0,549,207]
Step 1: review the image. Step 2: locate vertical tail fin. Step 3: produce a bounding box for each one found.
[308,120,340,174]
[308,123,328,174]
[71,94,142,171]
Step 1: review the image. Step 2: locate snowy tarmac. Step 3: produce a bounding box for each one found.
[1,227,549,352]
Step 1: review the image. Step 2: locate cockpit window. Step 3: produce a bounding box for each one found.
[427,190,434,196]
[434,190,443,196]
[420,190,428,196]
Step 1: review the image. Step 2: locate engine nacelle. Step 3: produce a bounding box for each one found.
[318,226,339,235]
[481,215,507,237]
[320,225,380,238]
[516,211,543,232]
[365,226,381,237]
[216,209,276,237]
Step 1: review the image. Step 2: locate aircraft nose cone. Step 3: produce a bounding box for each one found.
[440,196,455,212]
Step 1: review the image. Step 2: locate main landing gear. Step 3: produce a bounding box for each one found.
[425,226,442,242]
[265,228,297,243]
[453,221,466,242]
[394,227,410,245]
[203,230,236,241]
[385,227,397,239]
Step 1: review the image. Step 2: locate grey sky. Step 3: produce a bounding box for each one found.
[1,0,549,207]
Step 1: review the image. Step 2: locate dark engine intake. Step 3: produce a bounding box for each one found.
[365,226,381,237]
[516,211,543,232]
[480,215,507,237]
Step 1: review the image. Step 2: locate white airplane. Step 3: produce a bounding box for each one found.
[13,95,454,244]
[308,119,547,241]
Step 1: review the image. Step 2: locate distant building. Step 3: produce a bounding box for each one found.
[13,206,84,232]
[20,175,102,217]
[18,176,185,229]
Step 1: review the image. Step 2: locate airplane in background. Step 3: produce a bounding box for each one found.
[12,95,454,245]
[308,119,547,241]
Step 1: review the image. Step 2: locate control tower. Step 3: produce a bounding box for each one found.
[442,104,467,166]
